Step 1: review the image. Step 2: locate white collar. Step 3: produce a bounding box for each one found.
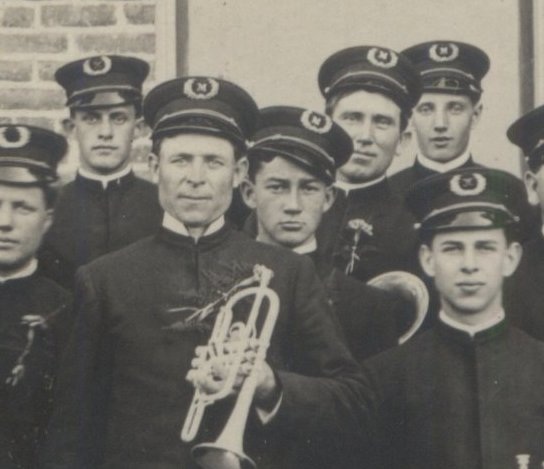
[439,309,505,338]
[292,237,318,255]
[162,212,225,239]
[78,165,132,189]
[416,149,471,173]
[0,258,38,283]
[335,175,386,194]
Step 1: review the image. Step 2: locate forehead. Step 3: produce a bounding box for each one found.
[417,93,473,107]
[331,89,401,117]
[255,156,324,183]
[0,183,45,204]
[431,228,506,245]
[159,132,236,158]
[73,103,136,117]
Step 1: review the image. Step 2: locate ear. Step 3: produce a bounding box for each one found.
[42,209,54,235]
[148,152,160,184]
[502,241,522,277]
[395,129,412,157]
[323,185,336,212]
[524,170,542,206]
[60,118,75,138]
[418,243,436,278]
[133,118,149,140]
[233,156,248,189]
[239,178,257,210]
[470,101,483,130]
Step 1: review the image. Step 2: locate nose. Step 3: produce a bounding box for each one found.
[283,188,302,214]
[186,159,206,186]
[0,204,14,231]
[98,118,113,139]
[353,120,373,147]
[433,107,448,131]
[460,247,478,274]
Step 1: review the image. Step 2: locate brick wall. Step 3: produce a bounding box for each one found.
[0,0,178,178]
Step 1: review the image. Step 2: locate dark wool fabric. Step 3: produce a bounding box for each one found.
[43,226,372,469]
[39,172,163,290]
[0,274,71,469]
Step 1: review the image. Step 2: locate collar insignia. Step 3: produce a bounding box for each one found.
[367,47,398,69]
[449,172,486,196]
[83,56,112,76]
[184,78,220,100]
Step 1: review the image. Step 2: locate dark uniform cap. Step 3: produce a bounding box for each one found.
[143,76,259,148]
[55,55,149,109]
[402,41,489,99]
[507,104,544,169]
[248,106,353,184]
[406,167,524,232]
[0,125,66,185]
[318,45,422,113]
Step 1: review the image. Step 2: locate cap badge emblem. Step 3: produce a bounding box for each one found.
[367,47,398,69]
[449,173,486,196]
[0,126,30,148]
[301,110,332,134]
[83,56,112,76]
[429,43,459,62]
[184,78,219,100]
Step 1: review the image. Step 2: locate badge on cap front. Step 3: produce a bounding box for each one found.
[183,78,220,100]
[367,47,398,68]
[449,172,486,196]
[83,56,112,76]
[300,110,332,134]
[429,43,459,62]
[0,126,30,149]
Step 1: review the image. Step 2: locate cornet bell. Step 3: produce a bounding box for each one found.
[192,443,256,469]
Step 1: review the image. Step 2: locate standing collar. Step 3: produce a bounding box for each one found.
[439,308,505,338]
[0,258,37,283]
[416,149,471,173]
[292,237,318,255]
[78,165,133,189]
[335,175,386,194]
[162,212,225,239]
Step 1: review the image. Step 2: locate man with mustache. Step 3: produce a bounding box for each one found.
[39,55,162,289]
[44,77,369,469]
[363,167,544,468]
[0,125,72,468]
[316,45,422,282]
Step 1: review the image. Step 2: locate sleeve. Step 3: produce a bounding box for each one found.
[267,256,377,460]
[41,267,112,469]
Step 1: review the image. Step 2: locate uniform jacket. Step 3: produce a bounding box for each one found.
[363,319,544,469]
[43,225,371,469]
[39,172,162,289]
[0,274,71,469]
[316,178,418,282]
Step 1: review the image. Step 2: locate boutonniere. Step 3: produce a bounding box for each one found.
[345,218,374,275]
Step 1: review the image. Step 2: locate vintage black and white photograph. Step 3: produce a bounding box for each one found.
[0,1,543,468]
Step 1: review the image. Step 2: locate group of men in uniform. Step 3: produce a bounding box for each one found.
[2,38,544,469]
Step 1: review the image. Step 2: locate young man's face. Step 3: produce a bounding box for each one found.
[419,228,521,320]
[149,133,246,231]
[0,184,52,276]
[72,103,138,175]
[524,166,544,214]
[412,93,482,163]
[242,156,334,249]
[330,89,403,183]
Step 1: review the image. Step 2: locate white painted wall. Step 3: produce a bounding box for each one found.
[187,0,523,175]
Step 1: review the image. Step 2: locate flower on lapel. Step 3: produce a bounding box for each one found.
[345,218,374,275]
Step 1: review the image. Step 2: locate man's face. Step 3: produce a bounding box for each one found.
[150,133,245,230]
[330,89,403,183]
[524,166,544,213]
[242,156,334,249]
[419,228,520,319]
[0,184,52,276]
[412,93,482,163]
[72,103,138,175]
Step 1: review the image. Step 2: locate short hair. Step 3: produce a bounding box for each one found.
[246,151,277,182]
[324,89,410,132]
[69,91,143,118]
[150,133,245,160]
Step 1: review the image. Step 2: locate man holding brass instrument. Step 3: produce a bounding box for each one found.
[44,76,369,469]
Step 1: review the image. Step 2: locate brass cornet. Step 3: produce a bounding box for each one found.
[181,264,279,469]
